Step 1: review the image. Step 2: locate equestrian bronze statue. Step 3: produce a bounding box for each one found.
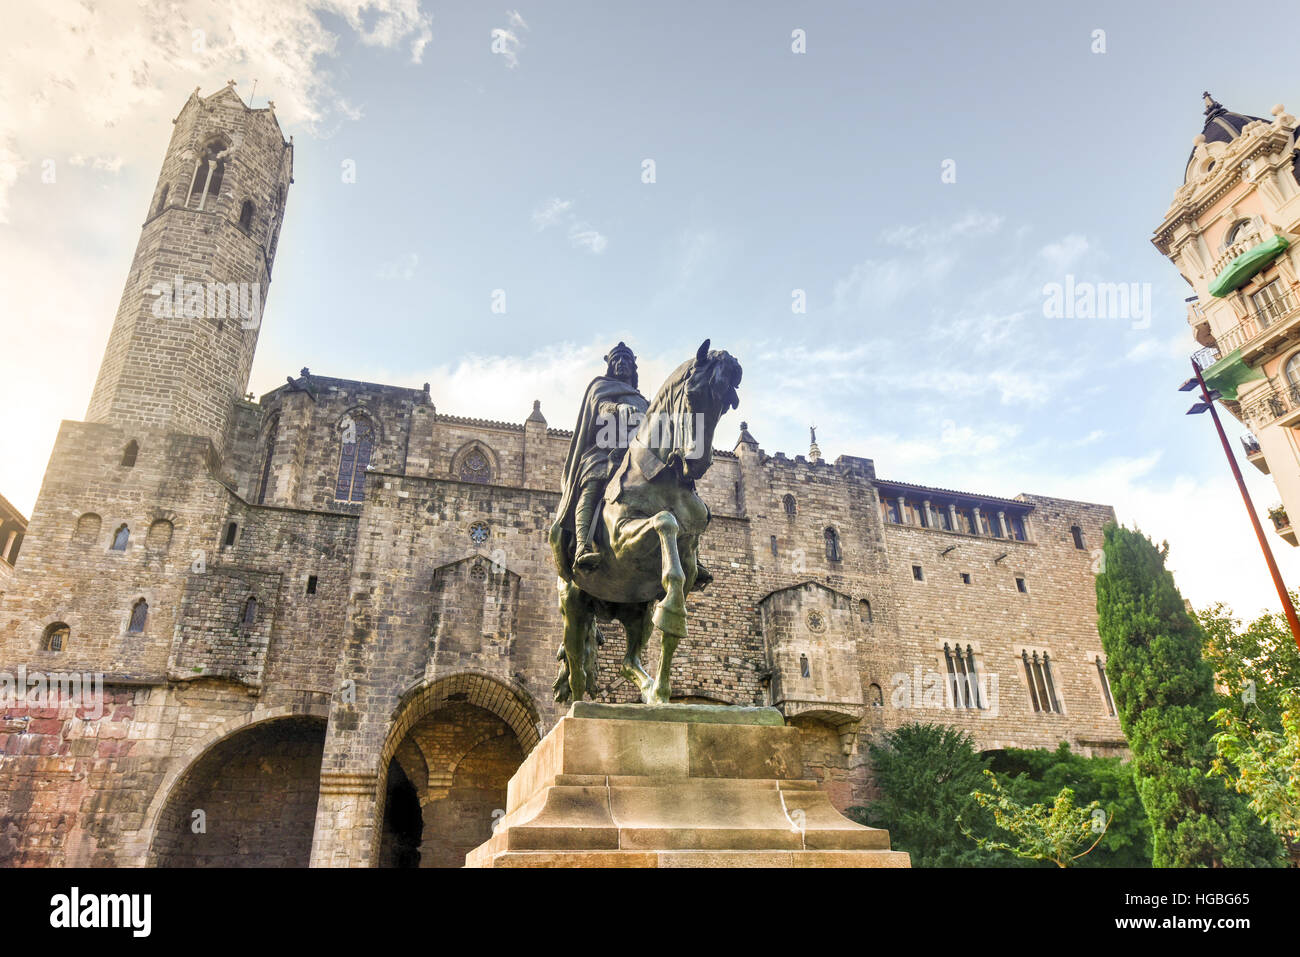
[549,340,742,704]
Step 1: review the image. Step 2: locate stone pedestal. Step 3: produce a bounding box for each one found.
[465,702,910,868]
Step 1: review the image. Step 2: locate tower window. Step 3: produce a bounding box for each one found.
[770,535,778,557]
[782,494,796,517]
[961,572,971,585]
[1023,650,1062,714]
[824,526,842,562]
[943,642,983,709]
[41,623,70,652]
[258,415,279,505]
[1070,525,1085,550]
[223,522,238,548]
[336,414,376,502]
[868,683,884,707]
[128,598,148,634]
[242,596,258,627]
[859,598,872,623]
[155,184,168,215]
[110,524,130,551]
[912,564,924,581]
[799,654,810,678]
[1096,655,1116,716]
[121,440,138,467]
[306,575,318,596]
[239,199,255,231]
[1015,576,1028,594]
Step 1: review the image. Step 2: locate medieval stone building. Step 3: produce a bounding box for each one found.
[0,86,1125,868]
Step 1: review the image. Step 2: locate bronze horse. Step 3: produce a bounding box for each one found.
[549,340,742,704]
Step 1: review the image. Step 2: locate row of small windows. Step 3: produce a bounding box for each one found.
[74,515,174,550]
[882,496,1029,541]
[911,563,1028,593]
[767,526,843,562]
[39,596,263,651]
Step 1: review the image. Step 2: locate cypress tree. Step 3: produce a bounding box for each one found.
[1095,523,1283,867]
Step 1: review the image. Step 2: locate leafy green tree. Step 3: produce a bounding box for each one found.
[989,742,1151,866]
[847,723,1010,867]
[1199,598,1300,733]
[963,771,1109,867]
[1095,523,1284,867]
[1210,689,1300,842]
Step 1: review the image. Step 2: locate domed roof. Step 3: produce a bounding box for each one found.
[1184,93,1269,180]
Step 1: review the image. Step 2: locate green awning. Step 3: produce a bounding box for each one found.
[1201,348,1265,401]
[1209,234,1290,298]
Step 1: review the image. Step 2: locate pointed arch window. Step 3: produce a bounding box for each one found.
[128,599,148,634]
[238,199,255,231]
[121,440,138,467]
[459,446,492,484]
[258,414,279,505]
[188,139,228,211]
[336,414,376,502]
[111,524,130,551]
[782,494,797,517]
[824,526,842,562]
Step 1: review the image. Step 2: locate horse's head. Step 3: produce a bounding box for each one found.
[641,339,742,482]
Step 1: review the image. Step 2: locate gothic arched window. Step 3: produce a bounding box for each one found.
[258,414,279,505]
[459,447,492,484]
[121,440,138,467]
[42,622,69,652]
[128,599,148,634]
[335,414,376,503]
[824,526,842,562]
[782,494,796,517]
[188,138,228,210]
[111,524,130,551]
[239,199,255,231]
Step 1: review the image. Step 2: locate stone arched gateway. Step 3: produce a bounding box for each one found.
[375,672,542,868]
[143,706,330,867]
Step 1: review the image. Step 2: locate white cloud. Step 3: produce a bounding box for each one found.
[490,12,530,70]
[1039,233,1090,272]
[880,211,1004,250]
[531,197,607,254]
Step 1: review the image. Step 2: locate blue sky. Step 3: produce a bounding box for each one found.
[2,0,1299,616]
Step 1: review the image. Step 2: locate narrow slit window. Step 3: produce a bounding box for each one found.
[306,575,318,596]
[912,564,923,581]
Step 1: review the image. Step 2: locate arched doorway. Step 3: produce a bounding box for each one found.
[151,715,326,867]
[377,673,539,868]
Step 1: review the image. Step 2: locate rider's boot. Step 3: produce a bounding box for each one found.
[573,482,603,572]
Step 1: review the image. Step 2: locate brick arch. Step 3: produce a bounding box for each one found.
[380,672,542,773]
[133,701,330,865]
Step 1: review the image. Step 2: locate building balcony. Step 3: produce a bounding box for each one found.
[1212,290,1300,361]
[1240,433,1269,473]
[1269,505,1298,547]
[1240,380,1300,431]
[1210,230,1267,280]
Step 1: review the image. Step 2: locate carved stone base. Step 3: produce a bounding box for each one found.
[464,702,910,868]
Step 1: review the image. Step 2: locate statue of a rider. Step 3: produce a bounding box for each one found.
[552,342,649,576]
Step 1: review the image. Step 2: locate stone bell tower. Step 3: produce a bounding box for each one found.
[85,82,294,455]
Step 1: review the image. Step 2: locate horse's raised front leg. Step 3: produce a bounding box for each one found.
[556,578,594,703]
[649,510,686,704]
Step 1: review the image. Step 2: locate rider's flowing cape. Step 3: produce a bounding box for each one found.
[550,375,647,578]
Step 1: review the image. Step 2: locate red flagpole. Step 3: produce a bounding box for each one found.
[1192,358,1300,652]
